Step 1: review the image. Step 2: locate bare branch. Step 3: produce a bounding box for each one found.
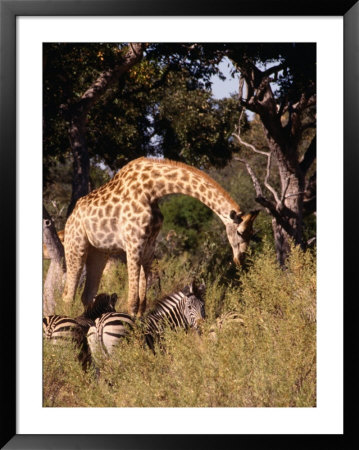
[234,155,292,235]
[264,152,281,204]
[232,112,269,157]
[234,150,296,238]
[263,62,287,78]
[233,155,263,198]
[238,75,245,102]
[281,178,290,204]
[277,99,288,118]
[284,192,306,199]
[293,93,316,114]
[232,112,281,204]
[75,43,145,117]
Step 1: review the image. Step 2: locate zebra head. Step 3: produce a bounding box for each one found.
[84,293,117,321]
[181,282,206,330]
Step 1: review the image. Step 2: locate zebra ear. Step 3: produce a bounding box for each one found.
[189,280,206,299]
[110,293,118,308]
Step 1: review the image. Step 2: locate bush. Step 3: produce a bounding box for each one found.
[43,240,316,407]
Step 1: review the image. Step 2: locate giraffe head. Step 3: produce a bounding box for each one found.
[226,210,260,266]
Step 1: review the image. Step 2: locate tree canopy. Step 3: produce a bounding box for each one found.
[43,42,316,264]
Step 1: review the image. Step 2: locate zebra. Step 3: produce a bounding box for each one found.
[77,292,117,324]
[142,282,205,351]
[208,310,245,341]
[87,312,135,358]
[87,282,206,358]
[43,292,118,369]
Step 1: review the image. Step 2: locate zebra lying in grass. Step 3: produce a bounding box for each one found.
[87,282,205,360]
[208,311,245,341]
[43,293,117,369]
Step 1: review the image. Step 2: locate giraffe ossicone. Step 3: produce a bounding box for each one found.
[62,157,259,316]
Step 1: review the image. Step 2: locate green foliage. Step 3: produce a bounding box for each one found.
[43,159,111,230]
[42,43,317,407]
[44,42,317,185]
[158,195,213,253]
[155,74,240,167]
[43,242,316,407]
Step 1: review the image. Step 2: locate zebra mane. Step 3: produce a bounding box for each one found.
[149,289,186,314]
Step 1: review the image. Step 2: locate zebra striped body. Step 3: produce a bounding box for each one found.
[43,292,118,369]
[87,283,205,357]
[142,284,205,351]
[209,311,245,340]
[43,314,87,344]
[43,314,90,369]
[87,312,134,357]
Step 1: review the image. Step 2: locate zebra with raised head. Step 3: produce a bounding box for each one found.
[43,293,118,369]
[87,282,206,358]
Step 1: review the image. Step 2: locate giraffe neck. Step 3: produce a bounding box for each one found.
[126,158,241,223]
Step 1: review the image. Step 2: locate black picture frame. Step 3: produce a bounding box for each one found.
[1,0,357,448]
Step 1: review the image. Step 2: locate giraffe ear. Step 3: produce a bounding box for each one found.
[248,210,260,222]
[230,210,244,224]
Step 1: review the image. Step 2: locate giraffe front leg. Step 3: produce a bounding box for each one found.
[126,250,141,317]
[62,249,88,304]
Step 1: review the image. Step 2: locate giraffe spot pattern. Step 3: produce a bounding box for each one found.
[62,157,242,314]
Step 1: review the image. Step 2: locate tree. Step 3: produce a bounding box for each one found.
[224,43,316,265]
[145,43,316,264]
[43,205,65,315]
[43,42,316,270]
[44,43,146,217]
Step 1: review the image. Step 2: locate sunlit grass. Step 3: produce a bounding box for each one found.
[43,242,316,407]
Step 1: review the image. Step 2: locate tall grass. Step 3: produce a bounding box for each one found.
[43,242,316,407]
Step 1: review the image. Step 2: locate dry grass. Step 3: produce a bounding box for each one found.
[43,242,316,407]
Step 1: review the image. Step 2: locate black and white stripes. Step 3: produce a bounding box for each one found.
[142,283,205,351]
[87,283,206,357]
[43,285,206,369]
[43,293,118,369]
[87,312,134,357]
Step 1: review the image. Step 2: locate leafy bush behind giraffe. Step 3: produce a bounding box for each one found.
[43,241,316,407]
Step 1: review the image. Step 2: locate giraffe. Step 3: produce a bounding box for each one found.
[62,157,259,316]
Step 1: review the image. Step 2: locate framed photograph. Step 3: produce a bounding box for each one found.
[1,0,356,448]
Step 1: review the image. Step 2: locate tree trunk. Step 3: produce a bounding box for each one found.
[65,43,146,218]
[271,142,305,264]
[66,116,91,217]
[271,218,290,267]
[43,206,65,315]
[228,51,316,266]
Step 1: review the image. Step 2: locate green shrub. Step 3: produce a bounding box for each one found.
[43,239,316,407]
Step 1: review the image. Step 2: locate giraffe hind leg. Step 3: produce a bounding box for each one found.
[81,246,109,307]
